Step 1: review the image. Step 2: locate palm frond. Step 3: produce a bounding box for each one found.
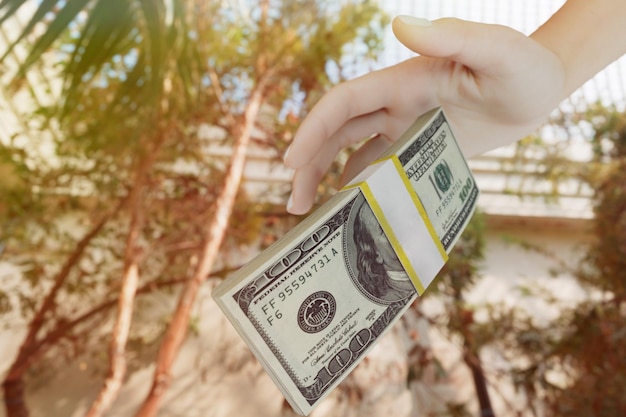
[138,0,166,95]
[0,0,46,30]
[61,0,134,115]
[1,0,91,78]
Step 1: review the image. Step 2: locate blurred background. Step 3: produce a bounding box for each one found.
[1,1,625,416]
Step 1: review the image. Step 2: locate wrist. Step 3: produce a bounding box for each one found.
[530,0,626,98]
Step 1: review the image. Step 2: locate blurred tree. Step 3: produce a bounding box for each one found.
[462,106,626,417]
[0,1,389,417]
[441,214,496,417]
[536,106,626,416]
[408,212,498,417]
[398,107,626,417]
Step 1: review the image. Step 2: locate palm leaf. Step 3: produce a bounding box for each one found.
[2,0,91,80]
[61,0,135,115]
[170,0,204,106]
[1,0,182,118]
[0,0,31,26]
[138,0,166,97]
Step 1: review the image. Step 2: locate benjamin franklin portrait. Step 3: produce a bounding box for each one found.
[345,194,416,304]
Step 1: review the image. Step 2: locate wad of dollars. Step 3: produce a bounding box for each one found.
[212,107,479,415]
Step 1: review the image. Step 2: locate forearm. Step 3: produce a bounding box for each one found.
[531,0,626,97]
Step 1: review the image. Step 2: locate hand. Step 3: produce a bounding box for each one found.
[283,16,565,214]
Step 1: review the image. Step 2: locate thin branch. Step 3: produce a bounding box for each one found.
[85,131,166,417]
[19,265,238,368]
[2,201,122,417]
[133,71,270,417]
[84,263,139,417]
[5,203,122,380]
[206,67,238,129]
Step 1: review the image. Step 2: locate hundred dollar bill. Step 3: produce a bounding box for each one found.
[383,107,479,251]
[212,108,478,415]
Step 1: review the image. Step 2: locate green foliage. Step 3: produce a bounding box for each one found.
[489,106,626,416]
[543,106,626,415]
[0,1,390,415]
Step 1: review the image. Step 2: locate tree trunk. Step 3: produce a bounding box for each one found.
[463,346,495,417]
[453,285,495,417]
[84,263,139,417]
[84,140,160,417]
[133,87,265,417]
[2,378,28,417]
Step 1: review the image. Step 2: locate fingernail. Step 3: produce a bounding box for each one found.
[283,145,291,164]
[397,15,432,27]
[286,193,295,213]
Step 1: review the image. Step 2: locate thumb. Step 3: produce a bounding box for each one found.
[392,16,527,75]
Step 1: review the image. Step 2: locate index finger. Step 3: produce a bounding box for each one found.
[284,64,407,169]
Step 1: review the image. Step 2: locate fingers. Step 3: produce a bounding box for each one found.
[287,141,341,214]
[285,60,430,169]
[287,134,394,215]
[287,167,323,215]
[285,58,439,169]
[392,16,529,76]
[284,57,439,214]
[340,135,395,187]
[284,72,389,169]
[393,15,564,123]
[284,14,567,216]
[328,110,390,150]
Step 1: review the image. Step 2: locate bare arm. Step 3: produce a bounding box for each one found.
[531,0,626,97]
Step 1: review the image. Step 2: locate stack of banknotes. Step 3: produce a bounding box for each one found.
[213,107,479,415]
